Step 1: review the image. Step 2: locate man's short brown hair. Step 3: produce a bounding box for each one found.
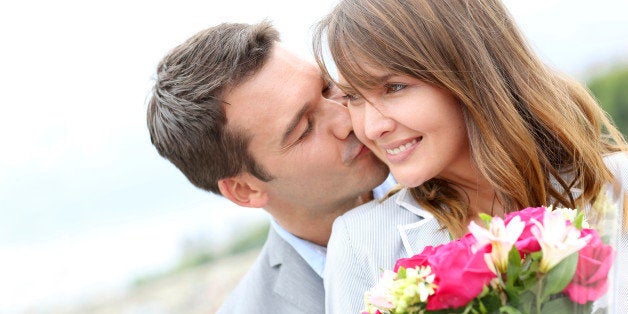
[147,21,278,194]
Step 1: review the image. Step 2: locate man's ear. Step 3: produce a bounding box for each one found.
[217,174,269,208]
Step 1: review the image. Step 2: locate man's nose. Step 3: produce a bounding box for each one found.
[323,99,353,140]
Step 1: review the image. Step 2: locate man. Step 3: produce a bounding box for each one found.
[146,21,390,313]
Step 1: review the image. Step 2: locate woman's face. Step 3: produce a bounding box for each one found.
[342,67,471,187]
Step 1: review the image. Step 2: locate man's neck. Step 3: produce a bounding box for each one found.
[270,193,373,247]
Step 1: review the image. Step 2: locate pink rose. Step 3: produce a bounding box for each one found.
[563,228,615,304]
[505,206,546,253]
[394,245,435,271]
[394,234,496,310]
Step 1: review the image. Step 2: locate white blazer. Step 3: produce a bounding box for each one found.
[324,188,450,314]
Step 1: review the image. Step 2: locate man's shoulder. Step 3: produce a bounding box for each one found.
[216,229,324,313]
[221,234,276,290]
[219,229,297,292]
[216,247,272,312]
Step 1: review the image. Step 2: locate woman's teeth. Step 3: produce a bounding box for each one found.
[386,138,418,155]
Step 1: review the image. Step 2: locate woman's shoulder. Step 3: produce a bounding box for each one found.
[335,188,423,227]
[603,152,628,182]
[603,151,628,166]
[337,192,399,223]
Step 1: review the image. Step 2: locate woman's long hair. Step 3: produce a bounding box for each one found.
[313,0,627,237]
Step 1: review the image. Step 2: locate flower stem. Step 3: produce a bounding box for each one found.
[536,276,543,314]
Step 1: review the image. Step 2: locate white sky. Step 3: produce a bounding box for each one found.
[0,0,627,312]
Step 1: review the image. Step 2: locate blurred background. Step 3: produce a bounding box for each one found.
[0,0,626,313]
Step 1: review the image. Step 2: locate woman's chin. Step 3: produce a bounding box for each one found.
[391,172,429,189]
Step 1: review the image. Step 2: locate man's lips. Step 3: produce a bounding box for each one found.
[343,136,369,164]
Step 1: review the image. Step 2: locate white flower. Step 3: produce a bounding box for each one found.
[469,216,525,274]
[405,266,436,303]
[364,269,397,312]
[531,211,591,272]
[553,206,589,228]
[362,266,437,313]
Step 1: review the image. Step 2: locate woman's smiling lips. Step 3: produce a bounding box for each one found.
[381,137,422,163]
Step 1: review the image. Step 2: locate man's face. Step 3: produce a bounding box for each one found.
[223,44,388,215]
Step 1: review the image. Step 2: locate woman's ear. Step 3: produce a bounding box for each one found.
[217,174,269,208]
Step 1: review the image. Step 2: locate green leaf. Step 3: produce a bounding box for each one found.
[506,247,522,289]
[499,305,523,314]
[540,295,592,314]
[519,291,536,313]
[479,213,493,227]
[574,211,585,230]
[529,251,543,261]
[398,267,407,279]
[519,254,540,290]
[520,256,540,289]
[541,253,578,299]
[504,287,521,307]
[518,290,536,313]
[479,292,502,312]
[540,296,573,314]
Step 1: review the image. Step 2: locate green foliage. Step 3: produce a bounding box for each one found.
[541,253,578,299]
[505,247,522,291]
[479,213,493,228]
[176,251,217,271]
[587,65,628,136]
[500,251,581,314]
[132,221,270,287]
[540,296,592,314]
[132,271,170,287]
[225,222,270,255]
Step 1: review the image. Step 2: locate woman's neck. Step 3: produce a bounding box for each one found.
[444,164,501,219]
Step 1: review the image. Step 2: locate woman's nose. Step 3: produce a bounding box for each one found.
[363,101,395,140]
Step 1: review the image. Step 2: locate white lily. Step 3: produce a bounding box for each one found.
[468,216,525,274]
[553,206,589,228]
[531,211,591,273]
[364,269,396,311]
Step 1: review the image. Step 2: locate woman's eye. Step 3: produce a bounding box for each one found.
[343,93,361,101]
[385,83,406,93]
[343,93,365,107]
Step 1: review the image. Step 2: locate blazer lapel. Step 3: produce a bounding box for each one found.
[266,228,324,313]
[395,189,451,256]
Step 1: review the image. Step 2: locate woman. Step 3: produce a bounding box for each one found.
[312,0,628,312]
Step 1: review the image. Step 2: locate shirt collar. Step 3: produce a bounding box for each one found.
[270,219,327,278]
[373,172,398,199]
[269,178,398,278]
[395,187,434,219]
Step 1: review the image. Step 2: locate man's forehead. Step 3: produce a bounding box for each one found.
[222,44,322,146]
[226,44,320,100]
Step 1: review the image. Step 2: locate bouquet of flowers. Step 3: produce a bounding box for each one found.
[362,206,616,314]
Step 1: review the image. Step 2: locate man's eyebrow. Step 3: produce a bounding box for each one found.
[281,102,310,146]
